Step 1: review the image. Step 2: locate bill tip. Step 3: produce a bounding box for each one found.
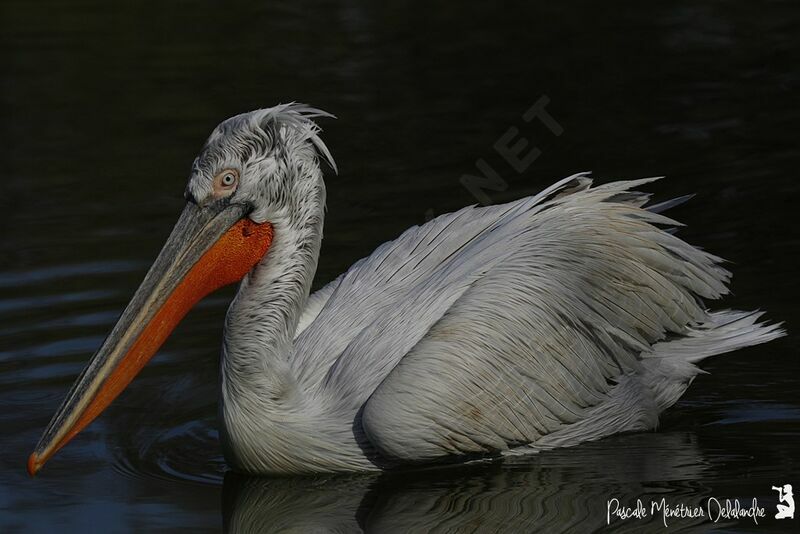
[27,453,40,477]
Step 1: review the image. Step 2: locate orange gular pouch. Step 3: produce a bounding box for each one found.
[108,218,275,395]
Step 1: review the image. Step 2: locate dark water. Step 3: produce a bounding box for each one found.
[2,1,798,532]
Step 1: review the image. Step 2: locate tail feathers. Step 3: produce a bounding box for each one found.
[517,310,785,450]
[647,194,695,214]
[642,310,785,411]
[647,310,786,364]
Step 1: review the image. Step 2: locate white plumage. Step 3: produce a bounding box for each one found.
[211,105,783,474]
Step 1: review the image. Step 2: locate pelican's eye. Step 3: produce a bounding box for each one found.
[213,169,239,197]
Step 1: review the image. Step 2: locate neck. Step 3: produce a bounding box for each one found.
[217,176,375,473]
[222,177,324,392]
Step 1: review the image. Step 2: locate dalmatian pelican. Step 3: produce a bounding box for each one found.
[28,104,784,475]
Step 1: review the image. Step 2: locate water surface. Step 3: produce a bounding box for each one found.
[1,0,798,532]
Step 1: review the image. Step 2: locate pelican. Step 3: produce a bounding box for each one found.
[28,104,784,476]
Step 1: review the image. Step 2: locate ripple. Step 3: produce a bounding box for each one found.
[110,404,226,486]
[113,427,227,486]
[708,401,800,426]
[0,289,115,316]
[0,335,103,363]
[0,260,145,289]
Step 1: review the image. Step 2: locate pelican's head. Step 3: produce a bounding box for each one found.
[186,104,335,225]
[28,104,334,475]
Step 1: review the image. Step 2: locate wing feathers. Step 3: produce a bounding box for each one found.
[357,177,761,461]
[291,176,780,463]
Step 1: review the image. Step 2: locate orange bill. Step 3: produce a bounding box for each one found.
[28,201,273,476]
